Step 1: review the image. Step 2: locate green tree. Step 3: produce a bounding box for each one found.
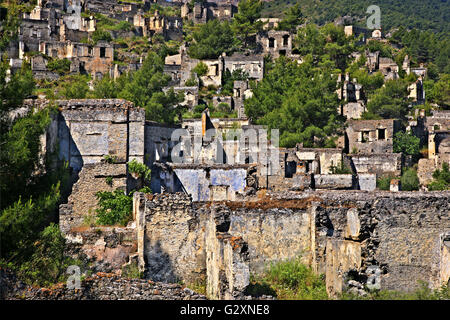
[393,131,421,156]
[92,29,113,43]
[245,56,342,148]
[118,52,184,123]
[401,168,420,191]
[427,74,450,109]
[193,61,208,77]
[60,75,90,99]
[222,68,249,95]
[232,0,264,48]
[92,74,120,98]
[428,163,450,191]
[188,20,239,59]
[46,58,71,75]
[277,4,303,32]
[96,189,133,226]
[0,3,73,287]
[364,79,411,119]
[294,24,353,71]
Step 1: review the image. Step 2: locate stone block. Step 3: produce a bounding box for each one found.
[358,173,376,191]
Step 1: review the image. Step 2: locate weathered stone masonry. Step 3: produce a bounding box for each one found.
[134,191,450,298]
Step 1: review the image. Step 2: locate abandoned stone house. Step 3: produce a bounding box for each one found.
[344,25,372,42]
[379,57,399,80]
[223,52,264,81]
[418,110,450,186]
[345,119,403,178]
[39,40,114,79]
[256,30,293,59]
[346,119,401,154]
[164,86,199,109]
[258,17,281,30]
[337,73,366,119]
[409,77,426,104]
[364,51,401,80]
[181,1,237,24]
[365,50,380,73]
[144,10,183,41]
[233,80,252,119]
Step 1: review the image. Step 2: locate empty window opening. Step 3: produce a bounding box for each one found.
[282,35,289,46]
[100,47,106,58]
[285,161,297,178]
[378,128,386,140]
[361,131,370,143]
[269,38,275,48]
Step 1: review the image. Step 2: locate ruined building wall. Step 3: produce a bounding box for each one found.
[133,191,450,297]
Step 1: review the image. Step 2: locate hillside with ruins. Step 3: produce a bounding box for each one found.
[0,0,449,303]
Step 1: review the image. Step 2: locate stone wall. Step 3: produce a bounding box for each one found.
[349,153,402,177]
[133,190,450,298]
[1,271,206,300]
[59,162,128,233]
[134,192,208,284]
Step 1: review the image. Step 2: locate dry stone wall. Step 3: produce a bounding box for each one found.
[1,271,206,300]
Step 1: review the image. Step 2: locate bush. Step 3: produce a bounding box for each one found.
[330,162,352,174]
[393,131,421,156]
[15,224,79,287]
[193,62,208,77]
[400,168,420,191]
[92,30,112,43]
[428,163,450,191]
[46,58,71,75]
[128,159,151,181]
[249,257,328,300]
[95,189,133,226]
[121,261,143,279]
[59,75,90,99]
[377,176,396,190]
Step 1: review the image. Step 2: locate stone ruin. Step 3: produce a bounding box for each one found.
[19,98,448,300]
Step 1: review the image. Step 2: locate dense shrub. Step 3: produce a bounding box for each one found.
[377,176,396,190]
[428,163,450,191]
[128,159,151,181]
[92,29,113,43]
[14,223,80,287]
[393,131,421,156]
[95,189,133,226]
[247,257,328,300]
[400,168,420,191]
[46,58,71,75]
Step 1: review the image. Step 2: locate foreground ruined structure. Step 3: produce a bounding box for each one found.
[19,98,449,300]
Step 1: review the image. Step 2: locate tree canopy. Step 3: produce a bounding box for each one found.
[188,20,239,59]
[245,56,343,148]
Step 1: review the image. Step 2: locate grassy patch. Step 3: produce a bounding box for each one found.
[122,261,143,279]
[247,257,328,300]
[187,279,207,296]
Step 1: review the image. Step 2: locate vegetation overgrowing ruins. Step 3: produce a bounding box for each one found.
[0,0,449,301]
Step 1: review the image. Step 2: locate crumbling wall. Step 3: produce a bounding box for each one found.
[349,153,402,177]
[206,207,250,300]
[2,272,206,300]
[134,190,449,299]
[59,162,127,234]
[135,193,207,284]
